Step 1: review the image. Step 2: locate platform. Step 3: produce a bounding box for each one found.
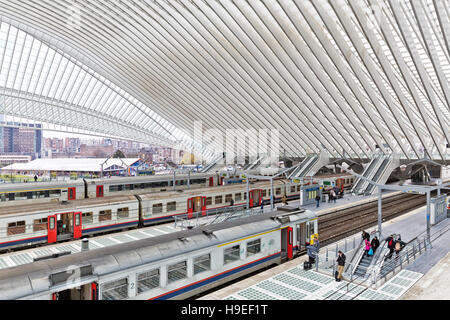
[199,201,450,300]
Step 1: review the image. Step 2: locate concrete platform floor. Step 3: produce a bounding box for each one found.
[401,252,450,300]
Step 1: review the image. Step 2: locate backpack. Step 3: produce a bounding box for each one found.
[388,239,393,247]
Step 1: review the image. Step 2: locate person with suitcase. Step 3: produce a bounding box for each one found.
[336,250,346,282]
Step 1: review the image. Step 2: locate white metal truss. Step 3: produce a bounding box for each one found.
[0,0,448,161]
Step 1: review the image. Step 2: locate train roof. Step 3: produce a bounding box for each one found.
[0,180,84,193]
[87,172,216,185]
[0,208,315,299]
[137,180,288,201]
[0,195,137,216]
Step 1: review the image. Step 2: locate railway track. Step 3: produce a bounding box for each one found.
[319,192,429,246]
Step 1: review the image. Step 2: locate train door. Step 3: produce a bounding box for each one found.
[47,215,57,244]
[73,212,82,239]
[187,198,193,218]
[297,222,306,252]
[56,212,74,241]
[287,227,293,260]
[193,196,202,213]
[96,185,104,198]
[249,189,262,208]
[219,176,224,185]
[209,177,214,187]
[52,283,94,300]
[68,187,76,200]
[201,196,207,216]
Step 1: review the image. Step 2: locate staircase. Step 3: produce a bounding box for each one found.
[353,254,374,278]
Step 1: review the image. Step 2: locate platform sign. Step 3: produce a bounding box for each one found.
[430,195,446,225]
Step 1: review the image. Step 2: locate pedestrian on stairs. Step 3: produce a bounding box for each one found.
[364,238,371,257]
[371,236,380,253]
[336,251,346,282]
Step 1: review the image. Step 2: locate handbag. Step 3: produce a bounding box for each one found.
[368,248,374,256]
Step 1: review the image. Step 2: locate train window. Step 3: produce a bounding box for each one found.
[224,245,240,264]
[7,221,26,236]
[235,193,241,201]
[246,239,261,257]
[33,218,48,232]
[167,202,177,212]
[82,212,93,224]
[193,254,211,275]
[0,194,6,202]
[276,188,281,195]
[99,210,112,221]
[243,192,247,200]
[225,194,233,203]
[262,190,267,197]
[15,192,28,200]
[291,186,296,193]
[35,191,48,198]
[152,203,163,214]
[205,197,212,206]
[297,185,301,192]
[117,207,129,219]
[8,193,14,201]
[167,261,187,284]
[109,185,119,192]
[75,214,80,226]
[137,269,160,294]
[101,278,128,300]
[215,195,223,204]
[49,190,61,198]
[124,184,133,191]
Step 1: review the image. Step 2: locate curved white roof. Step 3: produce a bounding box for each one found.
[0,0,448,160]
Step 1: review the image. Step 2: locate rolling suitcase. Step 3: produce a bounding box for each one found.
[303,261,311,270]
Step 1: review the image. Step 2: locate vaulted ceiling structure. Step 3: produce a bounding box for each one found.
[0,0,449,161]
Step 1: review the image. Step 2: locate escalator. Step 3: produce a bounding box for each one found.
[289,155,318,179]
[363,158,390,195]
[351,156,380,194]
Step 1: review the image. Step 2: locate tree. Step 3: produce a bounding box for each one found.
[113,149,125,158]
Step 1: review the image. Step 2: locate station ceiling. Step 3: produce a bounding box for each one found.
[0,0,448,161]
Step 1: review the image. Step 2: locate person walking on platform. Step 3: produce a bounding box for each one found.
[260,201,264,212]
[315,194,321,207]
[371,236,380,253]
[282,195,288,206]
[336,251,346,282]
[230,198,234,207]
[330,189,336,203]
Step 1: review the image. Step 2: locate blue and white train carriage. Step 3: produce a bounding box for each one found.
[0,179,303,251]
[0,207,318,300]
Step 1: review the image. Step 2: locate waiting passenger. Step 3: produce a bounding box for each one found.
[282,195,288,206]
[34,175,38,182]
[260,201,264,211]
[336,251,346,282]
[315,194,321,208]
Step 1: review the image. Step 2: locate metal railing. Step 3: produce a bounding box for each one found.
[173,205,266,230]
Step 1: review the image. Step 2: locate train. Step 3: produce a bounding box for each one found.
[0,207,318,300]
[0,180,306,251]
[0,172,232,206]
